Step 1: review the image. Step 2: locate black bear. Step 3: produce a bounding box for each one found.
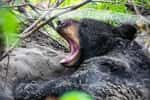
[56,18,137,67]
[14,19,150,100]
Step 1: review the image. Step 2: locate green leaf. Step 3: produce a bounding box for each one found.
[59,90,93,100]
[0,8,20,47]
[61,0,82,7]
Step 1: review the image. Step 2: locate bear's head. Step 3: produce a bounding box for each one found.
[56,18,137,67]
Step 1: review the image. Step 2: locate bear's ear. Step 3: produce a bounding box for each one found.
[112,24,137,40]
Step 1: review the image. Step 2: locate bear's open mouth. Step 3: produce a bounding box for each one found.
[56,19,80,67]
[60,39,80,66]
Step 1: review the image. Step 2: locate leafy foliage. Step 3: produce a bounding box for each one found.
[0,0,148,48]
[134,0,150,8]
[60,0,129,13]
[84,0,128,13]
[0,8,20,47]
[61,0,82,7]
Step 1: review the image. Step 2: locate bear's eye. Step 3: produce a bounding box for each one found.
[61,22,68,27]
[57,20,71,28]
[81,23,88,28]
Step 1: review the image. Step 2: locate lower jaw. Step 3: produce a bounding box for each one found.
[60,40,80,67]
[60,51,80,67]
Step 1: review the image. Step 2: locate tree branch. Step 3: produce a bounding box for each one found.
[20,0,91,38]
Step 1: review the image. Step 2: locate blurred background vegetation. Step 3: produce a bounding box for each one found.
[0,0,149,48]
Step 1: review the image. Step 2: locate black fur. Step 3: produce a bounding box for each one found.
[78,19,137,65]
[13,19,150,100]
[112,24,137,40]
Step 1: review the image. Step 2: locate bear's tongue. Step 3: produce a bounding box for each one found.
[60,39,80,66]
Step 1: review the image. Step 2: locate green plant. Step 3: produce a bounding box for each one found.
[0,8,20,47]
[59,90,93,100]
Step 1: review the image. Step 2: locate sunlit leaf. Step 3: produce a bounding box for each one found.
[61,0,82,7]
[59,90,93,100]
[0,8,20,47]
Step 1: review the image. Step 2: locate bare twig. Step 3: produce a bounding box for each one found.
[0,0,91,61]
[54,0,65,8]
[92,0,122,4]
[20,0,91,39]
[0,38,20,61]
[0,3,29,8]
[4,55,10,88]
[128,0,150,24]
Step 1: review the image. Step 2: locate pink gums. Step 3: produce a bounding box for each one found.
[60,39,80,65]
